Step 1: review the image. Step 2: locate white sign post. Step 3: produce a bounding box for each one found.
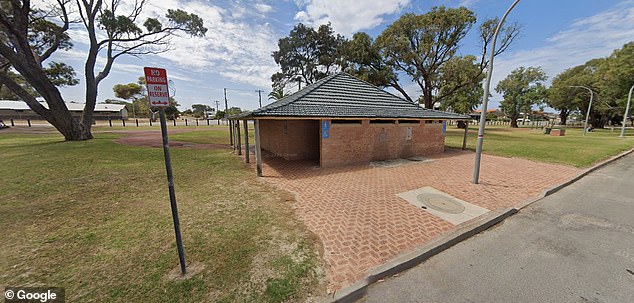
[143,67,187,275]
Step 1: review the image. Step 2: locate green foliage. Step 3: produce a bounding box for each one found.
[214,110,226,119]
[268,89,287,100]
[272,23,344,91]
[166,9,207,37]
[375,7,476,107]
[0,0,207,140]
[113,83,144,100]
[375,6,519,108]
[44,62,79,86]
[0,70,39,99]
[191,104,213,118]
[496,66,548,127]
[340,32,407,98]
[438,55,484,114]
[547,65,591,124]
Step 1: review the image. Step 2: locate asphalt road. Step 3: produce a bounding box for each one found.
[362,153,634,303]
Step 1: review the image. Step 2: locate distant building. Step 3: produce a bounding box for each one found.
[470,108,505,120]
[0,100,128,120]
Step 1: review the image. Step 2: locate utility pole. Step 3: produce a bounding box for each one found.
[255,90,263,108]
[214,100,220,112]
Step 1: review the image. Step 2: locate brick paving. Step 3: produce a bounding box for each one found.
[258,149,581,292]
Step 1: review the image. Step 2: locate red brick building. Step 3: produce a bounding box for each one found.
[230,73,467,175]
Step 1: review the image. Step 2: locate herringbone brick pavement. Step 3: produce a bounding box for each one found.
[259,149,581,292]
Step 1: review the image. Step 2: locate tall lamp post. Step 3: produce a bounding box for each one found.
[473,0,521,184]
[569,85,594,136]
[620,85,634,138]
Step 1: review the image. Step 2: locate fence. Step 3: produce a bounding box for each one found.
[0,118,231,128]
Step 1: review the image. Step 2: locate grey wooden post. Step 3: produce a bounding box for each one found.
[243,119,250,163]
[236,119,242,155]
[462,122,468,150]
[229,119,234,146]
[254,119,262,177]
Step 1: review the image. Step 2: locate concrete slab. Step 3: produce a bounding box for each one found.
[397,187,489,225]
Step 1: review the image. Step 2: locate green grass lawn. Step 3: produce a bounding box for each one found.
[0,132,323,302]
[445,125,634,167]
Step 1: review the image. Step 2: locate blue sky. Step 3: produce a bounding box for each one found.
[50,0,634,111]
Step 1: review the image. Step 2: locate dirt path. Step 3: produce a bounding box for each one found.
[109,129,230,150]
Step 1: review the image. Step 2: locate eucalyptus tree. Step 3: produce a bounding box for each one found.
[0,0,206,140]
[496,66,548,128]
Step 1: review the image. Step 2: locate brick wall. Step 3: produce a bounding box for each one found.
[259,119,320,160]
[320,119,445,167]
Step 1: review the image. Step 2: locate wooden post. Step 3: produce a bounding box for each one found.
[27,119,31,127]
[10,119,14,126]
[136,119,139,127]
[462,122,468,150]
[122,119,126,127]
[108,119,112,127]
[185,119,188,126]
[229,119,234,146]
[196,119,199,126]
[236,119,242,155]
[173,119,176,126]
[254,119,262,177]
[243,120,250,163]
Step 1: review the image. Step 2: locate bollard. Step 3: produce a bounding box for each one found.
[27,119,31,127]
[207,119,210,126]
[173,119,176,126]
[136,119,139,127]
[122,119,126,127]
[150,119,153,126]
[109,119,112,127]
[10,119,14,126]
[185,119,188,126]
[196,119,199,126]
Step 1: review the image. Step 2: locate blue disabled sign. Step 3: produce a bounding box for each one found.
[322,120,330,139]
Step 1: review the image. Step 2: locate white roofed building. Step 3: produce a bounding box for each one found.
[0,100,128,120]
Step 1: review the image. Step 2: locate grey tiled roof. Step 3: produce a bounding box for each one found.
[238,73,469,119]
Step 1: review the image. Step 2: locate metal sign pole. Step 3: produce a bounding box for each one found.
[159,108,187,274]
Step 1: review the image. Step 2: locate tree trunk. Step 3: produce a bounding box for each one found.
[0,68,90,140]
[559,109,568,125]
[510,114,519,128]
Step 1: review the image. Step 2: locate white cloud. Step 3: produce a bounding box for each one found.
[255,3,274,14]
[491,0,634,94]
[294,0,410,36]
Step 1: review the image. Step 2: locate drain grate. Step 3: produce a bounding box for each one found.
[417,193,466,214]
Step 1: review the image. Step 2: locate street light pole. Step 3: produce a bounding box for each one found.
[569,85,594,136]
[473,0,521,184]
[620,85,633,138]
[619,85,634,138]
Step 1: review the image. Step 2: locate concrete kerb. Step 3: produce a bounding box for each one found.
[327,147,634,303]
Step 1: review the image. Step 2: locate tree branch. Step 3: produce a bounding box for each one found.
[0,71,50,116]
